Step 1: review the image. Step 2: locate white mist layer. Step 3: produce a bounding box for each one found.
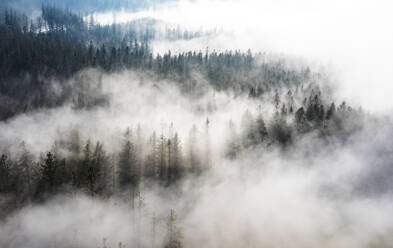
[92,0,393,113]
[0,69,263,155]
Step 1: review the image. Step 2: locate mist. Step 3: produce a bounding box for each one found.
[2,112,393,247]
[92,0,393,113]
[1,66,393,247]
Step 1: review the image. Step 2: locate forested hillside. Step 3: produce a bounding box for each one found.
[0,6,218,120]
[1,3,389,248]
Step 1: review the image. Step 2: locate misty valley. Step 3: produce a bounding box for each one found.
[1,2,393,248]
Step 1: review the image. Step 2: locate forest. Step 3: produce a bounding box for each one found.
[1,2,392,248]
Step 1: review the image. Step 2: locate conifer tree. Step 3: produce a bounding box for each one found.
[118,129,139,192]
[40,152,57,193]
[164,209,183,248]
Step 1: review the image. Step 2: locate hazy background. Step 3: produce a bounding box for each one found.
[91,0,393,113]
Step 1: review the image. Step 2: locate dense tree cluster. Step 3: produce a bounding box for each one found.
[0,88,362,215]
[0,123,206,214]
[0,6,221,120]
[229,90,362,157]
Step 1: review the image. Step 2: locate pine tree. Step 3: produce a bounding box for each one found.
[326,102,336,120]
[269,115,292,145]
[273,89,280,109]
[256,115,268,143]
[225,120,241,159]
[204,118,211,170]
[17,142,33,203]
[76,140,92,189]
[40,152,57,193]
[158,134,168,183]
[118,129,138,191]
[0,154,13,194]
[187,125,201,174]
[242,110,259,147]
[87,142,108,195]
[295,107,308,133]
[144,131,158,180]
[164,209,183,248]
[168,133,182,184]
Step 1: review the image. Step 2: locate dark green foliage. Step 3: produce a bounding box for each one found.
[187,126,201,175]
[295,107,308,133]
[236,88,362,151]
[167,133,183,185]
[0,96,361,212]
[0,6,316,121]
[38,152,57,194]
[0,154,13,194]
[15,143,33,203]
[144,132,159,179]
[256,115,268,142]
[326,102,336,120]
[269,115,293,146]
[225,120,242,159]
[87,142,108,195]
[158,134,168,183]
[118,130,139,190]
[164,209,183,248]
[242,110,260,147]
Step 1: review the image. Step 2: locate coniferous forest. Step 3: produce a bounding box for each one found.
[1,2,393,248]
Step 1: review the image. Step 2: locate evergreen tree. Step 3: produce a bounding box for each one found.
[144,131,158,180]
[87,142,108,195]
[0,154,13,194]
[40,152,57,193]
[158,134,168,183]
[256,115,268,143]
[326,102,336,120]
[295,107,308,133]
[168,133,182,184]
[225,120,241,160]
[187,125,201,174]
[16,143,33,203]
[164,209,183,248]
[118,129,138,191]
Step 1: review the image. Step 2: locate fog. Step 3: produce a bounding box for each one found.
[1,1,393,247]
[0,69,262,155]
[1,66,393,247]
[92,0,393,113]
[2,112,393,247]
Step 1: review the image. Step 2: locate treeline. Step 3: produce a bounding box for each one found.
[230,90,362,157]
[0,6,238,120]
[0,4,212,78]
[0,126,187,247]
[0,5,309,85]
[0,88,361,212]
[0,122,210,214]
